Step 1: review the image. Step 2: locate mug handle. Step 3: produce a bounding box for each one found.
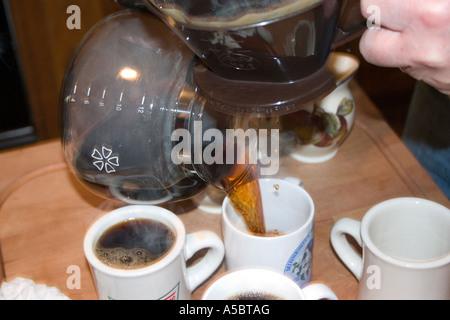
[302,283,338,300]
[184,231,225,291]
[283,177,305,188]
[330,218,363,279]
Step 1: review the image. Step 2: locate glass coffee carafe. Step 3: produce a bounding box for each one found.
[61,11,202,205]
[61,2,364,233]
[61,10,276,207]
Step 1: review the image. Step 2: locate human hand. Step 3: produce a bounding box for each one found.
[359,0,450,95]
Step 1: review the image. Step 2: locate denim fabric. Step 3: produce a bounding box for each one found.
[402,81,450,199]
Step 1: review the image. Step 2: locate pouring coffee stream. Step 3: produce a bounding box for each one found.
[61,1,364,235]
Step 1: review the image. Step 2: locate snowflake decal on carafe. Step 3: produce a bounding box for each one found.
[91,146,119,174]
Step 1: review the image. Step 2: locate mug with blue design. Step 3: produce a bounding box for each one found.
[221,177,315,288]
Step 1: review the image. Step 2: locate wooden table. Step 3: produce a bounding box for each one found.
[0,82,448,300]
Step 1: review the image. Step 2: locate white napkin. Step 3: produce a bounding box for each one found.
[0,277,70,300]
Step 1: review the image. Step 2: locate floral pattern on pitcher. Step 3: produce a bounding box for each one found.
[281,97,355,148]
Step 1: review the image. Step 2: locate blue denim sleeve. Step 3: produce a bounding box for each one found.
[402,81,450,199]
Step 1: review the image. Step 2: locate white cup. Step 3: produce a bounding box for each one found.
[222,178,315,288]
[331,197,450,300]
[202,268,337,300]
[84,205,224,300]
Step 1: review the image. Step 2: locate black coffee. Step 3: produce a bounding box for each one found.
[95,219,175,269]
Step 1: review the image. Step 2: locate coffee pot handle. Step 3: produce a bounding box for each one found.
[330,218,363,280]
[184,231,225,292]
[332,0,366,48]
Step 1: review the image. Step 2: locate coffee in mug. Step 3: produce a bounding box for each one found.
[202,268,338,300]
[84,205,224,300]
[94,219,176,269]
[222,177,315,287]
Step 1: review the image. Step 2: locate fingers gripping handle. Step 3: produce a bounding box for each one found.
[184,231,224,292]
[330,218,363,280]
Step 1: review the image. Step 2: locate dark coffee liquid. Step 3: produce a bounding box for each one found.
[95,219,175,269]
[191,106,267,235]
[227,169,266,235]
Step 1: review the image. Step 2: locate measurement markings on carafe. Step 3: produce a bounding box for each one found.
[69,83,78,103]
[69,83,154,117]
[138,95,146,115]
[69,83,95,107]
[116,91,124,111]
[85,86,91,105]
[99,88,106,107]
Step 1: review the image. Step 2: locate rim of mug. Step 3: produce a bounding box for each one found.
[83,205,185,277]
[222,178,315,239]
[361,197,450,269]
[201,267,306,300]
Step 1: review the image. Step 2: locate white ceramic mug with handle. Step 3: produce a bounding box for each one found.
[222,177,315,288]
[202,267,338,300]
[84,205,224,300]
[331,197,450,300]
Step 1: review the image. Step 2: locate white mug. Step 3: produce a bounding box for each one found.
[222,178,315,288]
[202,268,337,300]
[331,197,450,300]
[84,205,224,300]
